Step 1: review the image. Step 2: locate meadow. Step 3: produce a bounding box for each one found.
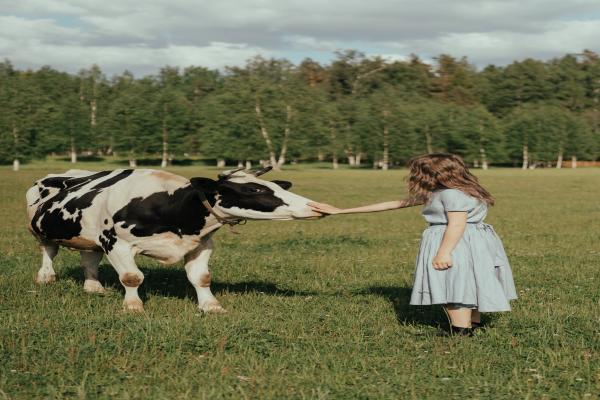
[1,161,599,399]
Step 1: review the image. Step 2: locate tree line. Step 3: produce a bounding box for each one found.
[1,50,599,171]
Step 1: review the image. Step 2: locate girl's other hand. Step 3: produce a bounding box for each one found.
[432,253,452,270]
[308,202,342,215]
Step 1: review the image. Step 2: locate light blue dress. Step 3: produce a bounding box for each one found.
[410,189,517,312]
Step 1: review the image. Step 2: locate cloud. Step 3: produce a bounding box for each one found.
[1,0,599,74]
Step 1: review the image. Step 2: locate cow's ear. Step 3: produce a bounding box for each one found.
[271,180,292,190]
[190,177,217,193]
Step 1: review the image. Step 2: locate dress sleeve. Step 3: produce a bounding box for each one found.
[439,189,474,212]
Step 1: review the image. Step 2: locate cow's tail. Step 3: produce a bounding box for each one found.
[26,185,41,222]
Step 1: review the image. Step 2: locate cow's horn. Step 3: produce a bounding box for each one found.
[218,167,245,180]
[253,166,273,177]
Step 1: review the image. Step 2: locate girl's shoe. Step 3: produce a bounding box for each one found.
[450,325,474,336]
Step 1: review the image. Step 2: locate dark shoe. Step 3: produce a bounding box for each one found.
[450,325,474,336]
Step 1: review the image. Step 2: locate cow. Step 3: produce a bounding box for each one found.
[26,166,321,313]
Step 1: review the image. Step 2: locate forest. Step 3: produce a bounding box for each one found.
[1,49,599,170]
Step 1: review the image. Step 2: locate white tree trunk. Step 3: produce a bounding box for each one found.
[571,155,577,169]
[245,160,252,169]
[70,137,77,163]
[556,149,563,169]
[480,146,488,170]
[425,125,433,153]
[217,158,226,168]
[161,113,168,168]
[12,124,20,171]
[317,151,325,162]
[90,99,97,127]
[381,110,390,171]
[347,155,356,166]
[129,158,137,168]
[276,104,292,169]
[255,98,278,167]
[355,153,362,166]
[330,125,339,169]
[237,160,244,168]
[522,144,528,170]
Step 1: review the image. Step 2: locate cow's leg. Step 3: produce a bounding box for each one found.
[104,241,144,312]
[81,251,105,294]
[184,238,225,314]
[35,243,59,284]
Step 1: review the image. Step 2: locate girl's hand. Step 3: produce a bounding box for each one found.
[432,253,452,270]
[308,202,343,215]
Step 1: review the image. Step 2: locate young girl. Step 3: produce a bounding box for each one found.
[310,153,517,335]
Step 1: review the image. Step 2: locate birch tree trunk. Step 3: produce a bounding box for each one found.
[522,144,528,170]
[425,125,433,153]
[70,136,77,164]
[381,109,390,171]
[12,124,19,171]
[355,153,362,166]
[255,97,278,167]
[330,125,339,169]
[129,150,137,168]
[556,148,563,169]
[276,104,292,169]
[237,160,244,168]
[90,99,97,127]
[479,146,488,170]
[571,155,577,169]
[161,106,168,168]
[217,158,226,168]
[245,160,252,169]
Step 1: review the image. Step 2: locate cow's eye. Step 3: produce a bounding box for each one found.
[244,187,263,193]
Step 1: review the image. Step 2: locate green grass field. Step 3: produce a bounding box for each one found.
[1,161,599,399]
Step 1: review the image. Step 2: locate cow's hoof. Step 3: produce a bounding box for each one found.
[123,299,144,312]
[84,279,105,294]
[35,273,56,284]
[200,302,227,314]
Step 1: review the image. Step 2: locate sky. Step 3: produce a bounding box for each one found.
[1,0,599,76]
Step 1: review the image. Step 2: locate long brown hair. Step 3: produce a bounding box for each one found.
[406,153,494,205]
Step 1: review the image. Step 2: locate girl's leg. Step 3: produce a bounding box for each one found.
[444,304,472,328]
[471,309,481,325]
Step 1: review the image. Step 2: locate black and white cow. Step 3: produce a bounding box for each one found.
[26,167,321,313]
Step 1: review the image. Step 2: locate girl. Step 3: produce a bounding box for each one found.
[310,153,517,336]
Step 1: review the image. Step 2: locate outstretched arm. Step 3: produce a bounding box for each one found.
[309,198,423,215]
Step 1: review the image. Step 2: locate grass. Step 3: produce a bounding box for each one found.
[1,161,599,399]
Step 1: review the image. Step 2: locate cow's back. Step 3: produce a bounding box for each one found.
[27,169,187,246]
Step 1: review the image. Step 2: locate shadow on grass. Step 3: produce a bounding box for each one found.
[360,285,496,329]
[358,286,448,328]
[63,265,490,329]
[63,263,315,302]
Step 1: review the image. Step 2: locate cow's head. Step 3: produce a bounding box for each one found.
[190,167,322,220]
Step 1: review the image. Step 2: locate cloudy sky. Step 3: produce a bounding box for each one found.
[1,0,599,76]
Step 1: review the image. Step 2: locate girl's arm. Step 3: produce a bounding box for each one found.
[432,211,467,270]
[309,198,422,215]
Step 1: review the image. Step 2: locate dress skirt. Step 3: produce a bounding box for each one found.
[410,223,517,312]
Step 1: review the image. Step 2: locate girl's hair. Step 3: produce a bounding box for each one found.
[407,153,495,205]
